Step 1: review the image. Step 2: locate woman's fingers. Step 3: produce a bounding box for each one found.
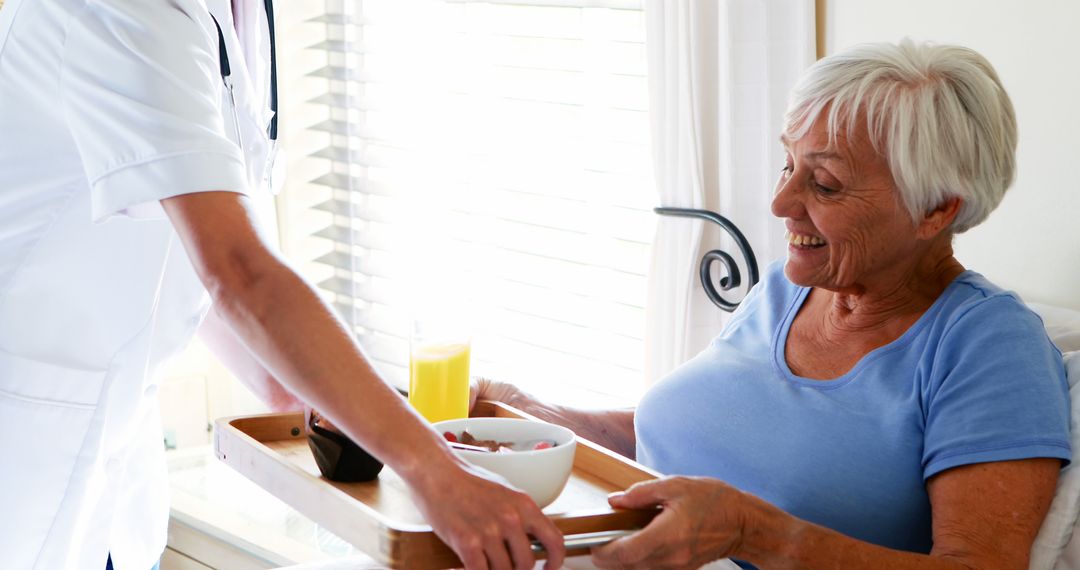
[608,477,675,509]
[469,376,521,412]
[591,525,658,569]
[595,479,679,568]
[468,376,482,412]
[595,477,747,569]
[469,376,500,412]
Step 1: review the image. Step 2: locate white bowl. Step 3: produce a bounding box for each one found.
[433,417,577,508]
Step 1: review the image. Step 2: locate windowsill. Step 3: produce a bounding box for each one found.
[165,445,367,568]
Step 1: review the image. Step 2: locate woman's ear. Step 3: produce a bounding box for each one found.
[917,197,962,239]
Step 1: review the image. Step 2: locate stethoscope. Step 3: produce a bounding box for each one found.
[209,0,278,153]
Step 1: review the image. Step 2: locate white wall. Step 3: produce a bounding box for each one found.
[823,0,1080,310]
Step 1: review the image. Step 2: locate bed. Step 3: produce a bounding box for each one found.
[1029,303,1080,569]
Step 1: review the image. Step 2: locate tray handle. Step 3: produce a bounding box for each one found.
[531,529,636,554]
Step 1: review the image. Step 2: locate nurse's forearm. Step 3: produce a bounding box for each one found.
[197,306,303,412]
[206,253,459,481]
[163,193,581,568]
[161,192,459,486]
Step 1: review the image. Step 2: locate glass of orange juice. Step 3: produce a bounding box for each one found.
[408,317,471,423]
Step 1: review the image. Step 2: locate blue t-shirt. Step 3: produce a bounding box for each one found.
[636,261,1070,555]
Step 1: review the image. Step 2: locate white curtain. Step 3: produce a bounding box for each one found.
[643,0,816,386]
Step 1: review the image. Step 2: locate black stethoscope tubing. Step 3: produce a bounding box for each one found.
[210,0,278,143]
[264,0,278,141]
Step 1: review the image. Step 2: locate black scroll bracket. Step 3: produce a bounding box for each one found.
[654,207,760,312]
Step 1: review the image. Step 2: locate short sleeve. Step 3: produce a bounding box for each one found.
[922,295,1071,479]
[716,260,785,341]
[60,0,249,222]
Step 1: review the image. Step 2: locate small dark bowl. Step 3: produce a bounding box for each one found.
[306,411,384,482]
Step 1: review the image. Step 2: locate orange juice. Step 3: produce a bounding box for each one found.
[408,342,471,423]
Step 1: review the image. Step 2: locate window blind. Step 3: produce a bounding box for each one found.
[281,0,655,406]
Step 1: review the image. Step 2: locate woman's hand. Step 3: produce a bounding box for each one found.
[410,460,566,570]
[591,476,748,570]
[469,375,522,412]
[471,376,638,459]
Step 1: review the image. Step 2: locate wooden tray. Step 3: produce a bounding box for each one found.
[214,401,660,569]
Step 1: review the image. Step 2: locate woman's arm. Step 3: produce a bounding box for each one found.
[591,457,1060,569]
[473,377,637,459]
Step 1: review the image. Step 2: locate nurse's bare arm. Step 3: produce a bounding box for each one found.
[162,191,566,570]
[197,306,303,412]
[472,377,637,459]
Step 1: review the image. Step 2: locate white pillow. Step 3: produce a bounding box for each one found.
[1032,351,1080,569]
[1029,302,1080,353]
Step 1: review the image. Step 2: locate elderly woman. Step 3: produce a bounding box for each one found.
[475,40,1070,569]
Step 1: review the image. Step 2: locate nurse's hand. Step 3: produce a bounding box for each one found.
[591,476,750,570]
[411,460,566,570]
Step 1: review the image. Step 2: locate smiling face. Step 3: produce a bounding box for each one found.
[772,118,945,295]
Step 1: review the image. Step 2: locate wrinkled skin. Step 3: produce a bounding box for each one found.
[591,477,749,570]
[773,119,959,299]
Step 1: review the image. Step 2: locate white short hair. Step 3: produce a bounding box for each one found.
[783,39,1017,233]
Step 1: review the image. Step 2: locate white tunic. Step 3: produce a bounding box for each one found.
[0,0,274,567]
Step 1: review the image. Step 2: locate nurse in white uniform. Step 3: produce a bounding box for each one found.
[0,1,566,569]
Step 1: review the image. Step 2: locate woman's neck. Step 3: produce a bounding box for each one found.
[816,248,966,336]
